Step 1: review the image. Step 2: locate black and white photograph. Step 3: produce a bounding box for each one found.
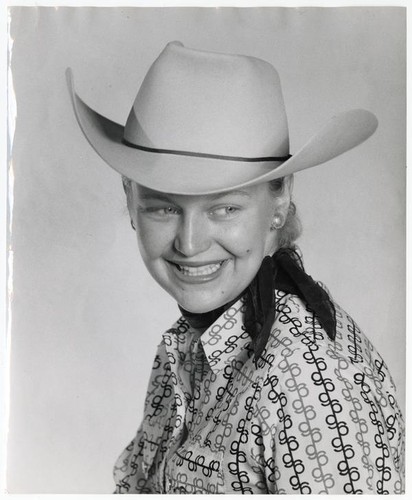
[4,4,406,494]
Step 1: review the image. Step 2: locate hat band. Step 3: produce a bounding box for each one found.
[122,139,291,163]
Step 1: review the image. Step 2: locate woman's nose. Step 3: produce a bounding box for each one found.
[173,213,212,257]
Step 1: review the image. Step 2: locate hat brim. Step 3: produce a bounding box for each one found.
[66,68,378,195]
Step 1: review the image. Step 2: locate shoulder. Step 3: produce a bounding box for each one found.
[261,291,398,399]
[267,290,374,359]
[254,293,404,494]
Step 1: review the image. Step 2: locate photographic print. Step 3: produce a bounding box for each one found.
[5,5,406,494]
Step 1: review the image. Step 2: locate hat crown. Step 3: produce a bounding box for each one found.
[124,42,289,158]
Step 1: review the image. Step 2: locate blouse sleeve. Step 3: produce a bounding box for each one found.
[257,330,404,494]
[113,422,154,493]
[112,342,170,494]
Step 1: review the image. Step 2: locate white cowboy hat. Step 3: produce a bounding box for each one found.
[66,41,378,195]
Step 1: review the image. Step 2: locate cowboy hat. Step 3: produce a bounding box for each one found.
[66,41,378,195]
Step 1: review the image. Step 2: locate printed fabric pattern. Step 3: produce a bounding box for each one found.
[113,291,405,494]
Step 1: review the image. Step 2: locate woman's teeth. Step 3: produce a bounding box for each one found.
[176,261,224,276]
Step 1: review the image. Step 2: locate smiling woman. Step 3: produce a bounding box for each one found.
[66,41,404,494]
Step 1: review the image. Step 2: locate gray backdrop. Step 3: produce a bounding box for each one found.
[7,7,406,493]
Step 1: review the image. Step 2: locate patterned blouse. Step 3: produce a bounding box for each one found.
[113,290,405,494]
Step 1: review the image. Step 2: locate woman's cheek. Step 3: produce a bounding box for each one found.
[136,226,158,261]
[137,219,168,257]
[219,221,264,257]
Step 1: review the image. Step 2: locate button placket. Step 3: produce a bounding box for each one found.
[160,329,193,493]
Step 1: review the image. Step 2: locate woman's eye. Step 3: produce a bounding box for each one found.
[161,207,179,215]
[210,206,240,219]
[139,206,180,217]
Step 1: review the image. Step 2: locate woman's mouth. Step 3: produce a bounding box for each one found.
[176,261,225,276]
[167,259,229,282]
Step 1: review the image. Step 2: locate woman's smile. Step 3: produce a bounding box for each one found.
[167,258,230,283]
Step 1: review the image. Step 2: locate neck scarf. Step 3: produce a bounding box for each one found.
[179,247,336,364]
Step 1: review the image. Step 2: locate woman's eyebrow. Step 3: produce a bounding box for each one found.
[209,190,251,200]
[138,190,251,202]
[138,193,175,203]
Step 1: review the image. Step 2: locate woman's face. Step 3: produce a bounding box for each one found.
[129,182,288,313]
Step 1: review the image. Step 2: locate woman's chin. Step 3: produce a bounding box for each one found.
[178,299,226,314]
[176,291,235,314]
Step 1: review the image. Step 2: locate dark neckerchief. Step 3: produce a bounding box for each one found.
[179,247,336,365]
[178,303,229,331]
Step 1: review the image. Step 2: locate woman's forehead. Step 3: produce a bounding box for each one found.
[134,183,267,202]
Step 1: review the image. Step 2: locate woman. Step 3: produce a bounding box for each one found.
[67,42,404,494]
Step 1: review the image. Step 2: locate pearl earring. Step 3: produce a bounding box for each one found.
[271,214,283,230]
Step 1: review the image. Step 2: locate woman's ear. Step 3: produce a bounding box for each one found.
[272,175,294,227]
[122,177,137,228]
[284,174,294,196]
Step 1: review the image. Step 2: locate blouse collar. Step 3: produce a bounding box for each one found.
[198,298,252,374]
